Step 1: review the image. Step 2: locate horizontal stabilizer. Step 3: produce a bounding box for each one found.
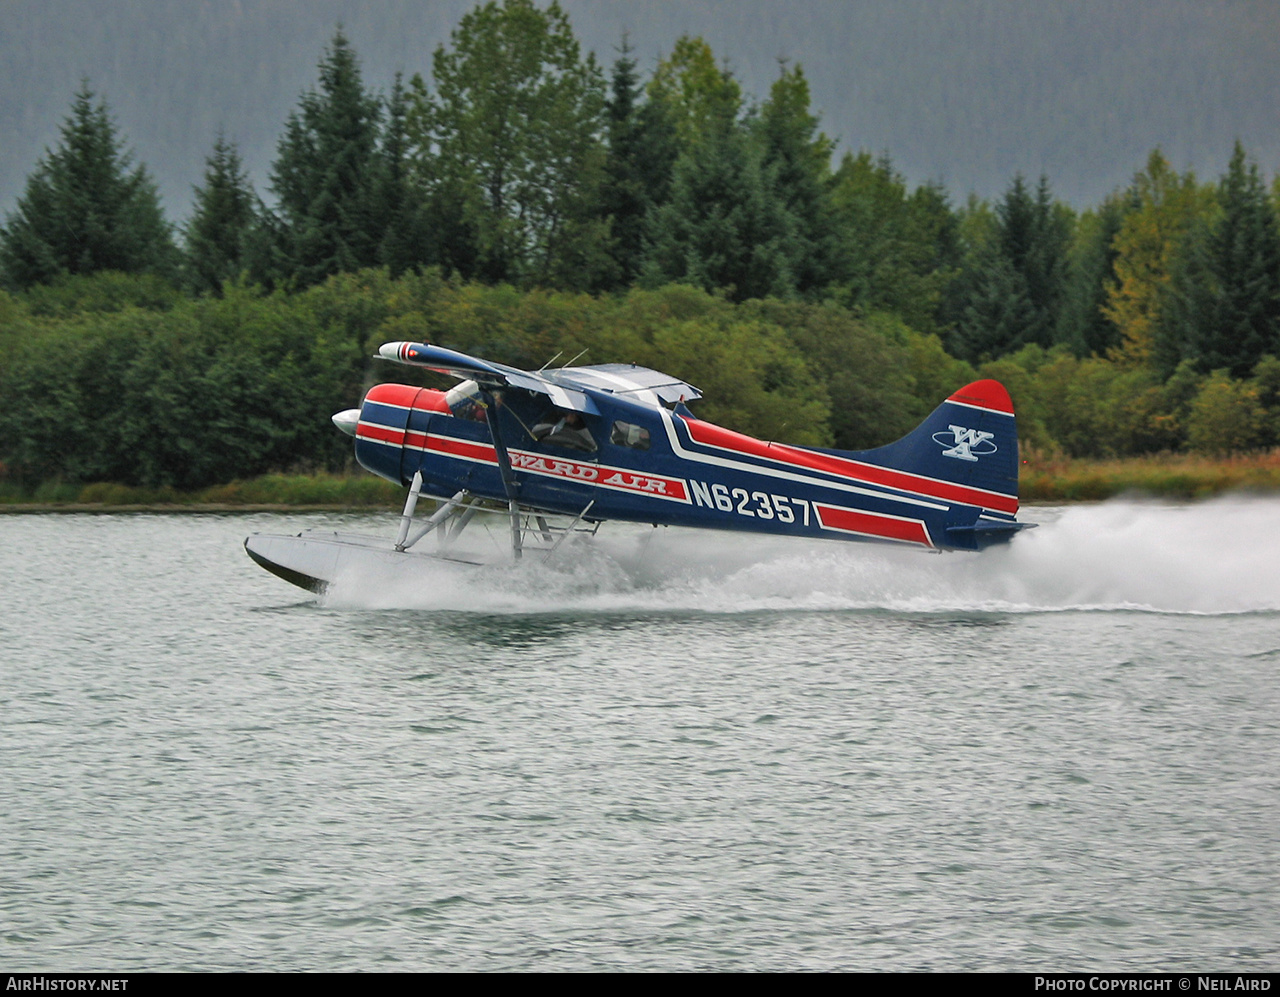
[943,518,1035,550]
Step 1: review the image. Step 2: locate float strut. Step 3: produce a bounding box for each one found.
[401,489,469,552]
[394,471,424,549]
[447,502,480,542]
[545,500,596,559]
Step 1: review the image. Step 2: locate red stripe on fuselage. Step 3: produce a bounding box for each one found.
[772,444,1018,515]
[421,434,690,501]
[679,418,1017,515]
[356,421,407,446]
[814,504,932,547]
[358,385,450,450]
[425,435,496,463]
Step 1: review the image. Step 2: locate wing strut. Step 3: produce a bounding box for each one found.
[481,389,525,560]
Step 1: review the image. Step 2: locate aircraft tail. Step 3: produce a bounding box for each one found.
[829,379,1023,548]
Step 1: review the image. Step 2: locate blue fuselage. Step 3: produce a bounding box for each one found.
[351,380,1023,551]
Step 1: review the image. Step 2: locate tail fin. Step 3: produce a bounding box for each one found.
[835,380,1023,548]
[854,379,1019,507]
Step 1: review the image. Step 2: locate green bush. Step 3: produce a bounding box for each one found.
[1186,372,1264,455]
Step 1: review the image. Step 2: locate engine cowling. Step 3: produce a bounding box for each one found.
[342,383,449,485]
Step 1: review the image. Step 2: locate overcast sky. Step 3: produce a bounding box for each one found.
[3,0,1278,221]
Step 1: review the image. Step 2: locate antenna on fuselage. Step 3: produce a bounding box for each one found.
[561,348,589,369]
[538,351,563,371]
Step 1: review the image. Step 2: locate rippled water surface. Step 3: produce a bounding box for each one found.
[2,501,1278,971]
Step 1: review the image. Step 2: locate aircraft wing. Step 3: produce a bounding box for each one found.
[377,341,599,415]
[550,363,702,404]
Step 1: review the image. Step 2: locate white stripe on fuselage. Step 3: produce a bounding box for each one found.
[659,412,948,511]
[577,368,948,513]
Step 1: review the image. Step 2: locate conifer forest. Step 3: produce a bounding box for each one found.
[4,0,1280,494]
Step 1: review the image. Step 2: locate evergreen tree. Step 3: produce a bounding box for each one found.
[0,85,176,290]
[1102,150,1211,369]
[754,63,837,297]
[374,73,430,278]
[997,174,1071,347]
[948,174,1070,359]
[182,135,258,295]
[599,38,678,288]
[1195,142,1280,377]
[951,248,1037,361]
[1154,211,1217,378]
[408,0,609,288]
[910,182,963,276]
[831,152,958,334]
[269,30,384,287]
[642,108,793,301]
[640,37,795,300]
[1059,191,1129,356]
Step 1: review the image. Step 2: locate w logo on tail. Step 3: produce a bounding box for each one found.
[934,424,997,462]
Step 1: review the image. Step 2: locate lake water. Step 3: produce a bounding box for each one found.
[2,500,1278,971]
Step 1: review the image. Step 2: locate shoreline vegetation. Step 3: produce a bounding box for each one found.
[1018,449,1280,502]
[5,453,1280,513]
[4,8,1280,513]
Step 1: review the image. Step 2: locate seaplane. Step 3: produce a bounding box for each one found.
[245,340,1032,592]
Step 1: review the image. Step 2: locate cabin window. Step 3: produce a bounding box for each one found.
[610,421,650,450]
[531,409,597,452]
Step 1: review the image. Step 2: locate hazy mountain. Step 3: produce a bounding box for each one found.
[3,0,1278,224]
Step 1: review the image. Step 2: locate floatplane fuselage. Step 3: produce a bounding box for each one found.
[245,341,1031,592]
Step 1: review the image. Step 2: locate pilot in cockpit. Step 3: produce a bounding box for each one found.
[531,409,596,452]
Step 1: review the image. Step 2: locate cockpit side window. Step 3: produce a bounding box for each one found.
[609,421,650,450]
[531,408,597,452]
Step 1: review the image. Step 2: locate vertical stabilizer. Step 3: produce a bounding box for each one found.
[843,379,1021,520]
